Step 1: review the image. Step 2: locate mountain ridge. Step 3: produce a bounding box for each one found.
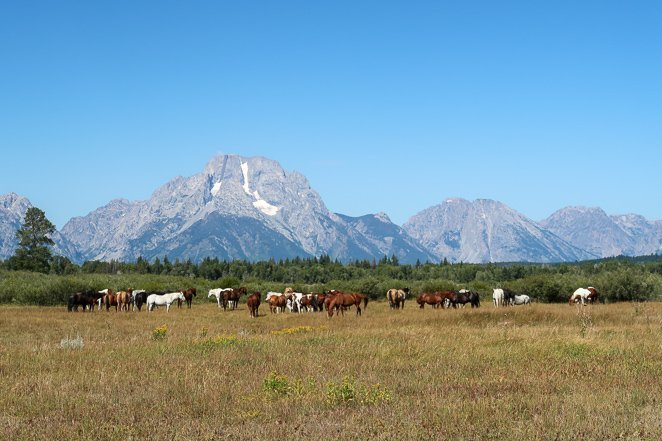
[1,155,660,264]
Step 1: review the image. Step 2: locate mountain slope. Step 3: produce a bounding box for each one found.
[541,207,662,257]
[59,155,432,263]
[403,198,596,263]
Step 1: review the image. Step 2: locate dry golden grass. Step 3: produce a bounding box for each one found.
[0,301,660,440]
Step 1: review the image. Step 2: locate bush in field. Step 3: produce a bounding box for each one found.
[597,269,649,301]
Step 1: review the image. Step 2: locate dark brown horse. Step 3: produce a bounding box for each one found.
[247,292,261,318]
[177,287,197,309]
[223,287,247,311]
[451,290,481,308]
[67,290,101,312]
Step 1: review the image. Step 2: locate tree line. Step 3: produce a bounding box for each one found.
[1,207,661,305]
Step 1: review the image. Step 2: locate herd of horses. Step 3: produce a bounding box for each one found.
[67,288,197,313]
[67,285,600,316]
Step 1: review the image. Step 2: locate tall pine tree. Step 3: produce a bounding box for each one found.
[10,207,56,273]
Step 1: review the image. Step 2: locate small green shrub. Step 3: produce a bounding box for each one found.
[263,372,291,397]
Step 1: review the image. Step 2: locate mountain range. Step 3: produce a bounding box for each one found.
[1,155,660,264]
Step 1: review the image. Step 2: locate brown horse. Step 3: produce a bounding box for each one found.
[327,290,368,318]
[177,287,197,309]
[268,294,288,314]
[223,287,247,311]
[247,292,261,318]
[116,289,133,312]
[416,291,453,309]
[100,289,118,312]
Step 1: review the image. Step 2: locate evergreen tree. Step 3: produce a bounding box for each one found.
[10,207,56,273]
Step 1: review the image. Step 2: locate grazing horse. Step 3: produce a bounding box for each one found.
[147,292,185,312]
[326,291,368,318]
[569,287,598,305]
[67,290,100,312]
[513,294,531,305]
[492,288,515,307]
[416,291,453,309]
[99,289,118,312]
[208,288,232,308]
[386,288,409,309]
[451,289,480,308]
[116,289,133,312]
[178,287,197,309]
[247,292,261,318]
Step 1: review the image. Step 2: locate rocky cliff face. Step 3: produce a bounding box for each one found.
[59,155,431,263]
[403,198,597,263]
[0,193,31,259]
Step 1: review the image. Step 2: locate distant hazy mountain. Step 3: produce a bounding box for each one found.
[402,198,597,263]
[540,206,662,257]
[0,192,80,261]
[58,155,432,263]
[0,193,31,259]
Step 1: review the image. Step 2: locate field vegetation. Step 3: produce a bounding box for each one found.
[1,254,661,306]
[0,301,660,440]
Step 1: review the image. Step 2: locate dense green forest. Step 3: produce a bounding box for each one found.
[1,254,661,305]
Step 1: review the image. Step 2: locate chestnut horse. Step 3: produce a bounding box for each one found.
[99,289,118,312]
[247,292,261,318]
[326,290,368,318]
[416,291,453,309]
[267,292,289,314]
[223,287,247,311]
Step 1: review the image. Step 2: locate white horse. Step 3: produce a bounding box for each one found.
[569,287,597,305]
[513,294,531,305]
[147,292,185,312]
[289,292,305,313]
[208,288,232,308]
[492,289,505,307]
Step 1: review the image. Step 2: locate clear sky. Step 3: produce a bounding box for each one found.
[1,1,660,228]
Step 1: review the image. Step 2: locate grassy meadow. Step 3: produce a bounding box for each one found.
[0,299,660,440]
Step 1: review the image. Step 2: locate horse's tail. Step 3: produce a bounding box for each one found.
[363,296,369,309]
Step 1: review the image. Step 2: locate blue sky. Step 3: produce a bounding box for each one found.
[1,1,660,228]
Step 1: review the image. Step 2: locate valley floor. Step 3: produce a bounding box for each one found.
[0,301,660,440]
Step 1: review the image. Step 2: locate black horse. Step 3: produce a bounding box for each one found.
[67,290,102,312]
